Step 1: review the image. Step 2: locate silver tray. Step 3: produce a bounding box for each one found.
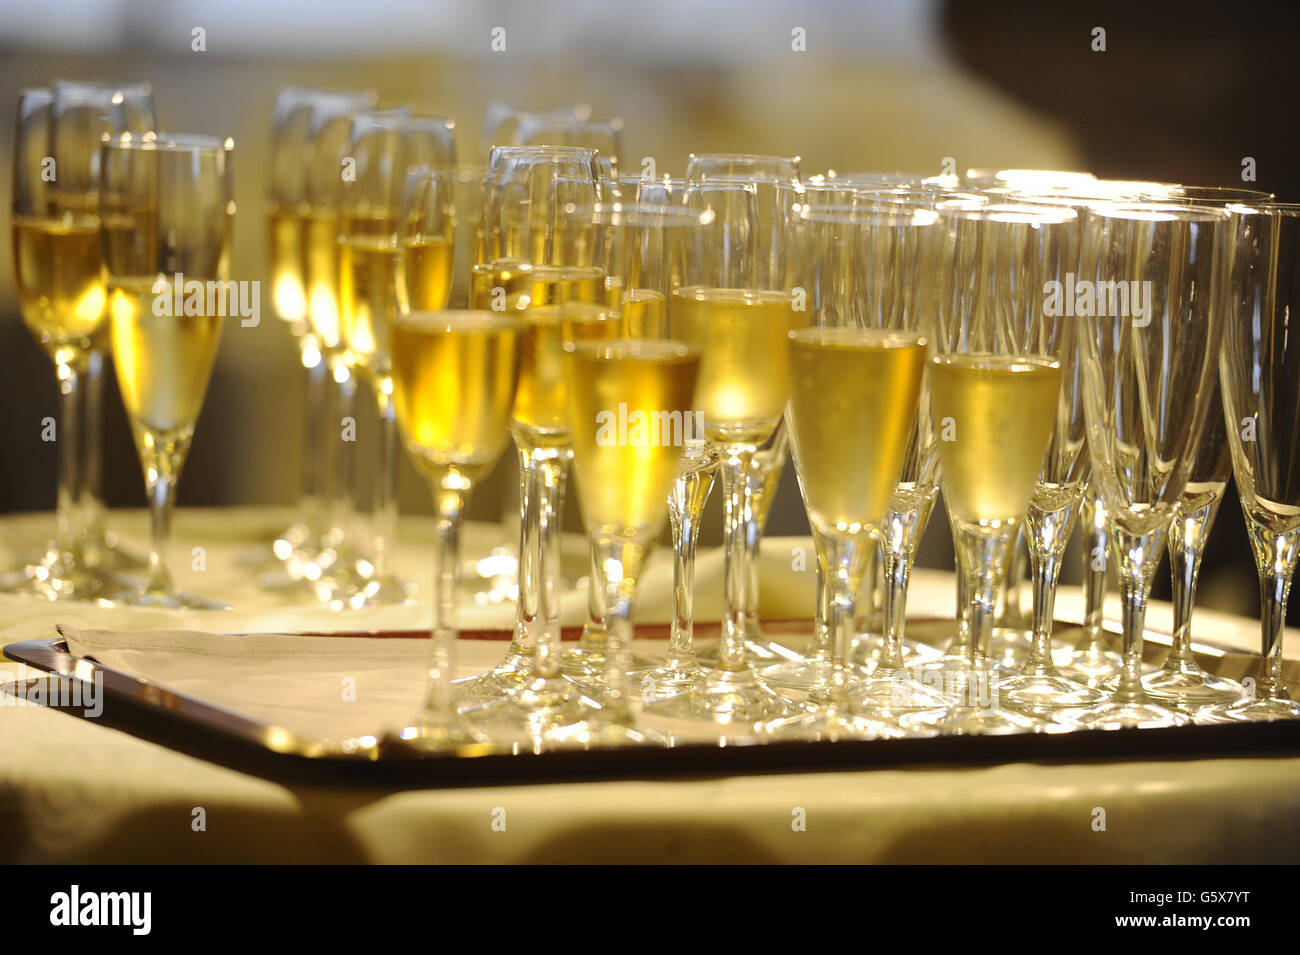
[6,618,1300,785]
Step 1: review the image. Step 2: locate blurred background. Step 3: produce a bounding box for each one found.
[1,0,1295,618]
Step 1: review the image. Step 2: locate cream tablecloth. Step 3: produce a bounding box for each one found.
[1,507,1297,864]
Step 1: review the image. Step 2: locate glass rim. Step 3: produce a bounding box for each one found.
[1221,200,1300,217]
[393,309,525,334]
[796,203,940,227]
[101,130,234,154]
[562,200,711,226]
[1083,200,1232,222]
[938,201,1078,224]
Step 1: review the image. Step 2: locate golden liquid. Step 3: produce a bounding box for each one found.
[565,339,702,536]
[621,288,667,338]
[929,353,1063,524]
[513,302,624,438]
[338,233,398,377]
[109,276,225,438]
[468,260,605,311]
[786,328,928,535]
[11,215,107,357]
[390,311,523,483]
[669,286,800,443]
[267,205,307,328]
[400,235,454,312]
[301,207,343,349]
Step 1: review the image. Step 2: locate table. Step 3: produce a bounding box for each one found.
[1,508,1297,863]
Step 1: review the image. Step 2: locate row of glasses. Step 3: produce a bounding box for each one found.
[7,81,156,602]
[97,132,236,608]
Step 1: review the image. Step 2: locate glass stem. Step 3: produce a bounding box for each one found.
[580,537,608,652]
[370,380,400,581]
[952,521,1016,670]
[1022,496,1080,677]
[594,534,649,726]
[1075,491,1110,658]
[880,493,935,672]
[1163,497,1218,675]
[423,475,469,718]
[511,440,542,660]
[667,474,704,668]
[532,448,571,680]
[804,563,831,663]
[325,351,358,549]
[298,335,327,536]
[54,355,87,568]
[1110,524,1162,705]
[80,349,107,553]
[1254,526,1300,702]
[818,529,869,711]
[142,441,186,595]
[718,443,759,671]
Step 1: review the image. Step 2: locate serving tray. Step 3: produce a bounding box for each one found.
[6,619,1300,786]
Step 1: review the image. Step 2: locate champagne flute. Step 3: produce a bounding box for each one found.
[761,324,929,740]
[559,336,702,745]
[659,179,800,722]
[685,154,803,666]
[294,91,378,595]
[388,310,524,748]
[1142,377,1242,707]
[5,83,152,600]
[457,147,605,716]
[98,132,235,609]
[923,204,1081,734]
[1058,485,1123,685]
[263,87,374,589]
[1069,202,1231,729]
[328,108,457,609]
[1203,202,1300,722]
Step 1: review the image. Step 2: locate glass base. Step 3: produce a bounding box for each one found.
[648,666,793,724]
[544,713,670,749]
[988,625,1032,670]
[997,671,1108,715]
[758,706,904,742]
[0,556,122,602]
[463,674,598,737]
[762,657,871,693]
[559,639,657,683]
[631,661,706,705]
[387,712,491,751]
[314,572,415,611]
[847,671,952,713]
[1198,696,1300,723]
[849,633,943,669]
[1055,647,1125,688]
[695,632,804,667]
[107,578,232,610]
[917,704,1043,736]
[1142,665,1242,708]
[1060,698,1192,730]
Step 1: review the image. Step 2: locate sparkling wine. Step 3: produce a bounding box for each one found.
[338,232,397,377]
[267,204,307,329]
[565,339,702,536]
[512,302,624,438]
[621,288,667,338]
[400,235,454,312]
[929,353,1063,525]
[786,327,927,535]
[468,260,604,311]
[11,214,107,355]
[301,207,343,349]
[109,276,225,438]
[390,311,523,482]
[669,286,798,443]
